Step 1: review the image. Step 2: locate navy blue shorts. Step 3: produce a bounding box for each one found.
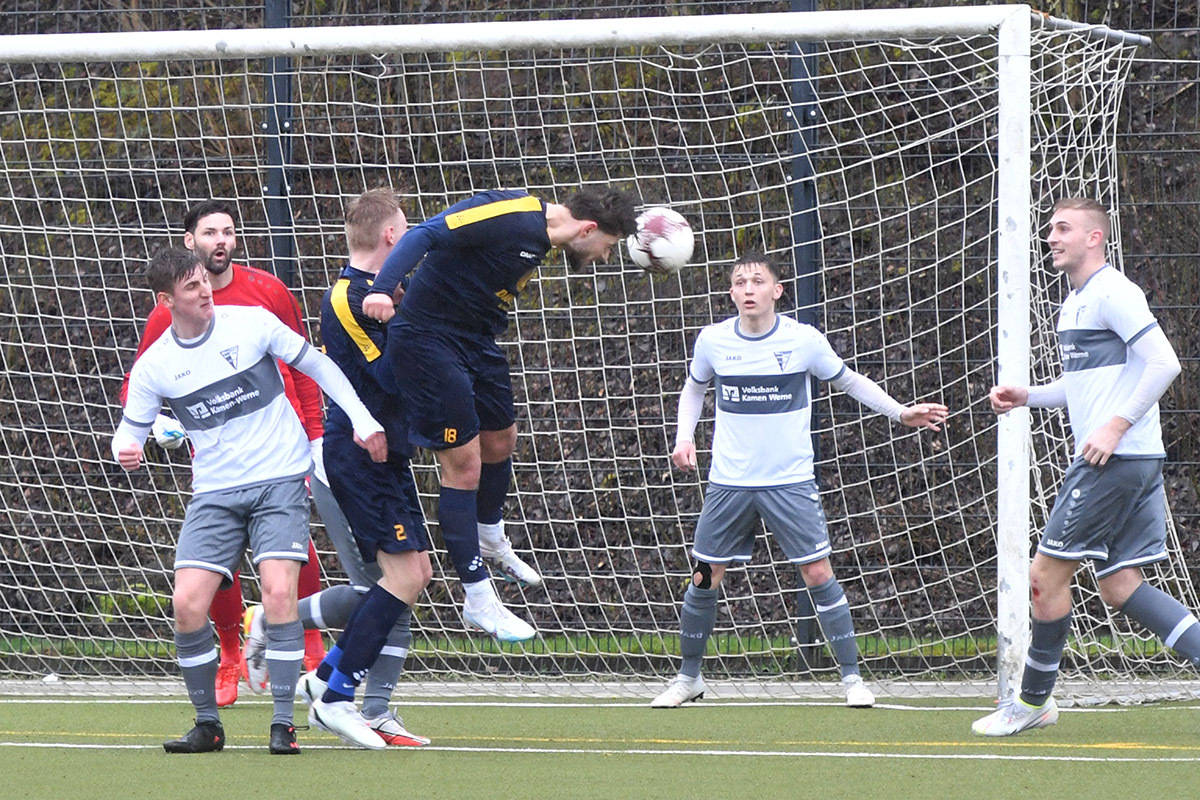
[385,319,515,451]
[323,427,429,561]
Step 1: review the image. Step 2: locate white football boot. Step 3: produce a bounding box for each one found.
[650,674,707,708]
[295,669,327,706]
[462,579,535,642]
[842,674,876,708]
[309,698,386,750]
[478,521,542,587]
[972,696,1059,737]
[362,710,431,747]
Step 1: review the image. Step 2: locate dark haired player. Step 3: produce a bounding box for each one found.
[360,188,639,642]
[115,247,385,754]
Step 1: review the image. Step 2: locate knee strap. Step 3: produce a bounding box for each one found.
[693,560,714,590]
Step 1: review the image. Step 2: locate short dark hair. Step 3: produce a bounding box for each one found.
[183,200,238,234]
[563,188,638,237]
[146,246,204,295]
[731,251,782,282]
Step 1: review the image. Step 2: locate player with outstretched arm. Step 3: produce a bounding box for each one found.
[120,200,347,705]
[652,251,947,709]
[972,198,1197,736]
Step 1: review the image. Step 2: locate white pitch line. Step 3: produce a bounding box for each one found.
[2,740,1198,762]
[0,697,1137,713]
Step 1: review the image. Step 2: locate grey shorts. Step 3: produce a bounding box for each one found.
[1039,456,1167,578]
[691,481,831,565]
[174,477,310,584]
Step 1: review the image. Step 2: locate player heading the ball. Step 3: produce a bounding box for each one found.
[360,187,638,643]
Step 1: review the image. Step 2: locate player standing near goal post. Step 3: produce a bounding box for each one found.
[114,247,387,754]
[120,200,354,706]
[972,198,1198,736]
[652,251,948,709]
[361,188,638,641]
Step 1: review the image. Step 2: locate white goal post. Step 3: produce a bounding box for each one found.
[3,6,1189,702]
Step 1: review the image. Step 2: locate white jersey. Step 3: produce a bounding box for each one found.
[123,305,313,494]
[689,315,845,487]
[1057,265,1164,458]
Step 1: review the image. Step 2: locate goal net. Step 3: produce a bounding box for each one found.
[2,8,1188,702]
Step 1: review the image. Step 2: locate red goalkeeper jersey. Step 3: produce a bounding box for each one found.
[119,263,325,441]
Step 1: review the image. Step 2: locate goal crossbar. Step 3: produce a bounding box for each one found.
[0,6,1148,64]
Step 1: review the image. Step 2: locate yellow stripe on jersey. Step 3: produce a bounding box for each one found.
[445,195,542,230]
[331,278,381,362]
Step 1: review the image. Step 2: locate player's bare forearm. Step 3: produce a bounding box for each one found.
[672,441,697,472]
[899,402,948,432]
[1080,416,1132,466]
[989,385,1028,414]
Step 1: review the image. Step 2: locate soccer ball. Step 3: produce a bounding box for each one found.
[626,206,694,274]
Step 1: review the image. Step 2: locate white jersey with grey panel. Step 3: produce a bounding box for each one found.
[121,305,314,494]
[688,315,845,488]
[1057,265,1165,458]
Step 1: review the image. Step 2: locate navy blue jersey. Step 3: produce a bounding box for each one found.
[371,190,551,337]
[319,265,411,456]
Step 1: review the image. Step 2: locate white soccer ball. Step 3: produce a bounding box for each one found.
[626,206,694,274]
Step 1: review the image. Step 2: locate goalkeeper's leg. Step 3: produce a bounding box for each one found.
[209,573,245,707]
[297,541,326,671]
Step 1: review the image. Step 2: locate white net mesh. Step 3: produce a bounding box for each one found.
[2,17,1190,700]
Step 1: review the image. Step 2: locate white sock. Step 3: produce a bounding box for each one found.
[478,521,507,551]
[463,578,495,604]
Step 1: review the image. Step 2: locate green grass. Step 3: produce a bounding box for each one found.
[4,692,1199,799]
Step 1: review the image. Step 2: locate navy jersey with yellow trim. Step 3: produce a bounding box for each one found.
[319,265,411,456]
[371,189,551,337]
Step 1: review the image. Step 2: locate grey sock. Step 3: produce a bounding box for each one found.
[1122,582,1200,666]
[808,577,860,678]
[361,607,412,719]
[680,585,718,679]
[1019,613,1070,706]
[175,623,220,724]
[299,584,361,631]
[264,619,305,726]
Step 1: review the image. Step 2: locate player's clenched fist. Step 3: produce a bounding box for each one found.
[117,442,144,471]
[361,293,395,323]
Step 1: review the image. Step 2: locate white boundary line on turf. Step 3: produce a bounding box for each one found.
[4,678,1198,702]
[2,741,1198,762]
[0,696,1158,713]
